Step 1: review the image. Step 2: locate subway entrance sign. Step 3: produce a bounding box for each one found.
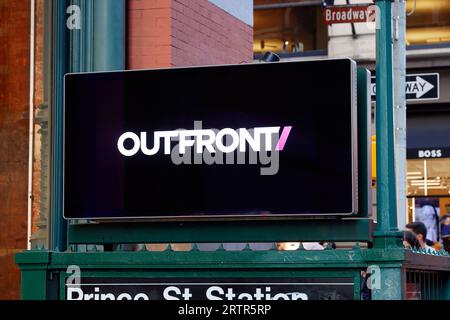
[65,277,354,301]
[64,59,359,220]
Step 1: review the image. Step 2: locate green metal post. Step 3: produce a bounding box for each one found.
[371,267,403,300]
[374,0,401,247]
[70,0,125,72]
[15,250,52,300]
[357,67,372,217]
[445,274,450,300]
[50,0,69,251]
[50,0,125,251]
[372,0,405,300]
[93,0,126,71]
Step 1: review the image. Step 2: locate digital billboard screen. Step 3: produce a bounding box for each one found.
[64,59,358,220]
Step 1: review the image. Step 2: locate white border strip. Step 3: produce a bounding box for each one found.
[67,282,354,286]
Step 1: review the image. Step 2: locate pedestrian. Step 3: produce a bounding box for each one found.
[406,221,436,253]
[441,214,450,253]
[403,230,419,250]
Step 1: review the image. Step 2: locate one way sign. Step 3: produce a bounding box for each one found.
[371,73,439,101]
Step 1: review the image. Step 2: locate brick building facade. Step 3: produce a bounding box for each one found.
[128,0,253,69]
[0,0,30,300]
[0,0,253,299]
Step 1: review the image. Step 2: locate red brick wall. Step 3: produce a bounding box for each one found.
[128,0,172,69]
[171,0,253,66]
[127,0,253,69]
[0,0,30,300]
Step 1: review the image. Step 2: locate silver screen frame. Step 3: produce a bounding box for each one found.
[63,58,358,221]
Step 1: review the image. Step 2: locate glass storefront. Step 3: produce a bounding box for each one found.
[407,158,450,197]
[407,0,450,46]
[253,0,450,55]
[253,1,327,54]
[406,103,450,239]
[407,158,450,242]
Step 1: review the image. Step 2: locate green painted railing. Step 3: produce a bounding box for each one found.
[15,246,450,300]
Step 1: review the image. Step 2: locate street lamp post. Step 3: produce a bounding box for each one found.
[372,0,404,300]
[50,0,126,252]
[374,0,402,247]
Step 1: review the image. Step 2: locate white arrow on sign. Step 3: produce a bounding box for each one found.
[371,76,435,99]
[406,76,434,98]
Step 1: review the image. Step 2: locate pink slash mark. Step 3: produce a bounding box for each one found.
[275,126,292,151]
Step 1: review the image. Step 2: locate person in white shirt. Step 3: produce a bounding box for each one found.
[406,221,437,253]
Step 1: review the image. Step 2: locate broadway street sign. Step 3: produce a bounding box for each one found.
[371,73,439,101]
[323,4,375,25]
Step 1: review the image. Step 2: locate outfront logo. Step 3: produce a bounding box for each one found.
[117,121,292,176]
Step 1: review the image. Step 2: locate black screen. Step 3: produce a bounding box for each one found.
[64,59,357,219]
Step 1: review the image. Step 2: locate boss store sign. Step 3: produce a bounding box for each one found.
[407,148,450,159]
[64,59,358,220]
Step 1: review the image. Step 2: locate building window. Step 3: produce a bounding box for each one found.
[407,158,450,228]
[407,0,450,46]
[407,158,450,197]
[253,1,328,55]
